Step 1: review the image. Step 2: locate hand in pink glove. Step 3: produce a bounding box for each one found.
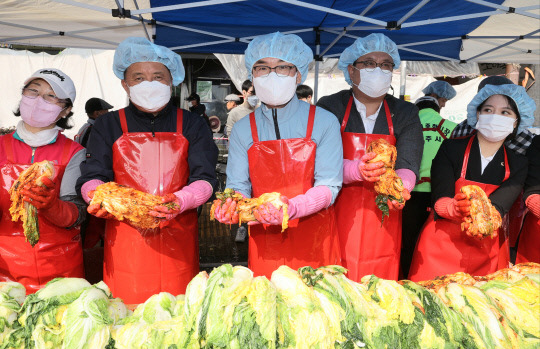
[251,196,290,225]
[87,190,115,220]
[434,194,471,222]
[213,198,239,224]
[21,177,57,209]
[149,193,184,228]
[526,194,540,219]
[359,152,386,182]
[387,188,411,210]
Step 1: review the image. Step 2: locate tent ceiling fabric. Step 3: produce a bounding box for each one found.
[0,0,538,63]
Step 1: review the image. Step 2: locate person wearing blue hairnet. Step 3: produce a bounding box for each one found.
[213,32,343,278]
[409,84,534,281]
[400,81,458,277]
[317,33,423,281]
[76,37,218,303]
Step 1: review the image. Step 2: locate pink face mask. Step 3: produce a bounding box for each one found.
[19,95,64,128]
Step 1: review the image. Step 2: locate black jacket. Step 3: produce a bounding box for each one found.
[431,136,528,217]
[317,89,423,178]
[524,135,540,200]
[76,100,218,195]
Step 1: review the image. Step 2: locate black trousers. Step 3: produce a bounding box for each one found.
[401,191,431,278]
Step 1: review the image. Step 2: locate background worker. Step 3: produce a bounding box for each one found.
[76,37,218,304]
[317,33,423,281]
[75,97,113,148]
[401,81,457,277]
[296,84,313,104]
[224,94,241,111]
[214,32,343,278]
[225,80,257,136]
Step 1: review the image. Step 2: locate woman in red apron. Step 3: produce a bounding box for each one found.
[516,134,540,264]
[317,34,423,281]
[0,68,84,293]
[214,32,343,278]
[78,38,217,304]
[409,84,534,281]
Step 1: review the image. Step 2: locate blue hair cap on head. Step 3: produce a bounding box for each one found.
[244,32,313,84]
[338,33,401,85]
[422,81,457,100]
[113,37,185,86]
[467,84,536,134]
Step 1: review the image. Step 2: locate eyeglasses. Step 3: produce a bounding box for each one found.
[22,88,68,105]
[252,65,297,77]
[353,60,395,72]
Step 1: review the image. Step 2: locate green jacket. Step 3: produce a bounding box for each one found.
[414,108,457,192]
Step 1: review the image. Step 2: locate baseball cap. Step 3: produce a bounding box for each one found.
[208,115,221,132]
[24,68,76,102]
[224,94,241,102]
[85,97,114,114]
[185,93,200,101]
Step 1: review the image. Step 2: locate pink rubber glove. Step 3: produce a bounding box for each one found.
[434,194,471,222]
[526,194,540,219]
[396,168,416,194]
[81,179,105,204]
[359,153,386,182]
[252,196,290,225]
[214,197,239,224]
[149,193,183,228]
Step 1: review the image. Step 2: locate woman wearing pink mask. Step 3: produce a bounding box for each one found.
[0,68,86,293]
[409,84,535,281]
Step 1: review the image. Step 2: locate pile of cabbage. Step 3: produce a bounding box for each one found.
[0,263,538,349]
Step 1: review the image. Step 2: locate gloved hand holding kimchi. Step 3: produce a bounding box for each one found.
[460,185,502,239]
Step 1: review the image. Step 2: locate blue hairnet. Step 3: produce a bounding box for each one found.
[113,37,185,86]
[467,84,536,134]
[422,81,457,100]
[244,32,313,84]
[338,33,401,85]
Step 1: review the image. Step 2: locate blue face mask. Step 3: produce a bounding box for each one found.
[247,95,259,107]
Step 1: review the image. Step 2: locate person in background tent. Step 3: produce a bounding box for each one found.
[400,81,457,278]
[225,79,257,136]
[186,92,211,128]
[76,37,218,304]
[75,97,113,148]
[515,134,540,264]
[213,31,343,278]
[296,84,313,104]
[224,94,241,112]
[409,83,534,281]
[0,68,86,293]
[317,33,423,281]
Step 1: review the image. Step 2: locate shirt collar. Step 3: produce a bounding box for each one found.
[13,130,57,145]
[353,95,381,120]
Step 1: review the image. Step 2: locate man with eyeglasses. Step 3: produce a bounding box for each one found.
[317,33,423,281]
[214,32,343,278]
[225,80,258,136]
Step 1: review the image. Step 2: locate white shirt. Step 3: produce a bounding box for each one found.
[480,153,495,174]
[353,96,382,134]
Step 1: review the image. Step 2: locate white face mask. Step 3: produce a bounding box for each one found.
[128,80,171,112]
[475,114,516,142]
[247,95,259,107]
[352,67,392,98]
[253,73,297,106]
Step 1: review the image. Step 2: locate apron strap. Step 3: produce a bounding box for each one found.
[417,177,431,184]
[176,108,183,134]
[383,99,394,136]
[461,135,511,182]
[60,138,72,166]
[118,108,128,133]
[249,112,259,143]
[340,96,354,133]
[4,134,15,163]
[306,105,316,140]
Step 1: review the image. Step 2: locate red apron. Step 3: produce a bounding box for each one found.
[515,212,540,264]
[0,136,83,294]
[335,97,400,281]
[103,108,198,304]
[247,105,341,278]
[409,136,510,281]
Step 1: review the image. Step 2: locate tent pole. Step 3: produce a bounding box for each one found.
[314,28,321,104]
[399,61,407,100]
